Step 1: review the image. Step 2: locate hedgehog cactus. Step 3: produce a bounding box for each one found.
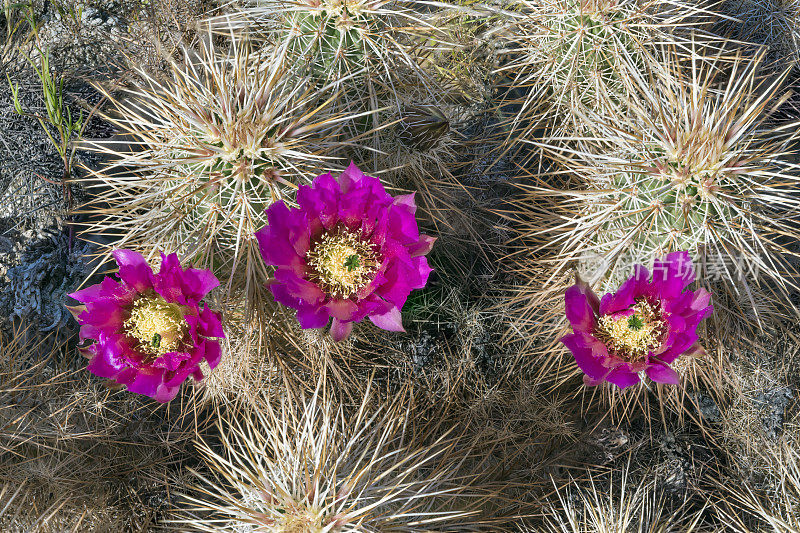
[81,34,347,300]
[231,0,451,127]
[539,0,639,103]
[498,0,692,137]
[715,0,800,68]
[286,0,379,82]
[600,144,739,260]
[180,383,499,531]
[524,50,800,321]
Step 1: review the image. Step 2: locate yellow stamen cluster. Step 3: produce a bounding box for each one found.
[595,299,664,362]
[124,296,187,357]
[306,229,378,299]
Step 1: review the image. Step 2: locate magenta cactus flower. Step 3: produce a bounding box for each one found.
[561,251,713,389]
[256,162,435,341]
[67,250,224,402]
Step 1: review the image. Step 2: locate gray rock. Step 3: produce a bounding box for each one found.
[408,330,438,370]
[81,7,101,25]
[0,226,93,333]
[694,393,722,424]
[754,386,793,440]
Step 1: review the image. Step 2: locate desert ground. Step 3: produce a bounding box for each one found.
[1,0,800,531]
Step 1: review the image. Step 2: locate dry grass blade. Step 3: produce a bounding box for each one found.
[0,324,201,530]
[713,438,800,532]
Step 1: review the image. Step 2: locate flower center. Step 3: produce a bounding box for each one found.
[595,299,665,362]
[306,229,378,299]
[124,296,187,356]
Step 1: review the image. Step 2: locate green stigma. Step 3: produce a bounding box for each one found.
[627,315,644,331]
[306,230,378,299]
[344,254,360,272]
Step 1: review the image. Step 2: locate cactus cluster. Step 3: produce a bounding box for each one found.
[237,0,443,112]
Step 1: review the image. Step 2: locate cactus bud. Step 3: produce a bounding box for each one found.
[396,105,450,151]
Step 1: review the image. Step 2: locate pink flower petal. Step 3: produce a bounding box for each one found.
[646,363,680,385]
[684,342,707,358]
[297,305,331,329]
[128,369,176,403]
[410,256,433,290]
[326,299,359,321]
[79,299,128,332]
[368,305,405,332]
[69,278,114,304]
[330,318,354,341]
[370,210,389,247]
[562,333,608,383]
[599,274,636,316]
[115,367,139,386]
[203,340,223,370]
[192,367,205,381]
[375,255,418,307]
[179,266,220,300]
[258,202,311,271]
[299,174,340,231]
[565,285,597,334]
[339,160,365,192]
[86,336,128,379]
[388,196,421,245]
[631,264,651,297]
[274,269,326,304]
[605,367,641,389]
[650,251,695,300]
[408,235,436,257]
[656,331,698,364]
[164,352,202,388]
[269,280,302,308]
[573,275,600,314]
[197,304,225,338]
[152,350,192,371]
[112,249,154,292]
[154,253,186,303]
